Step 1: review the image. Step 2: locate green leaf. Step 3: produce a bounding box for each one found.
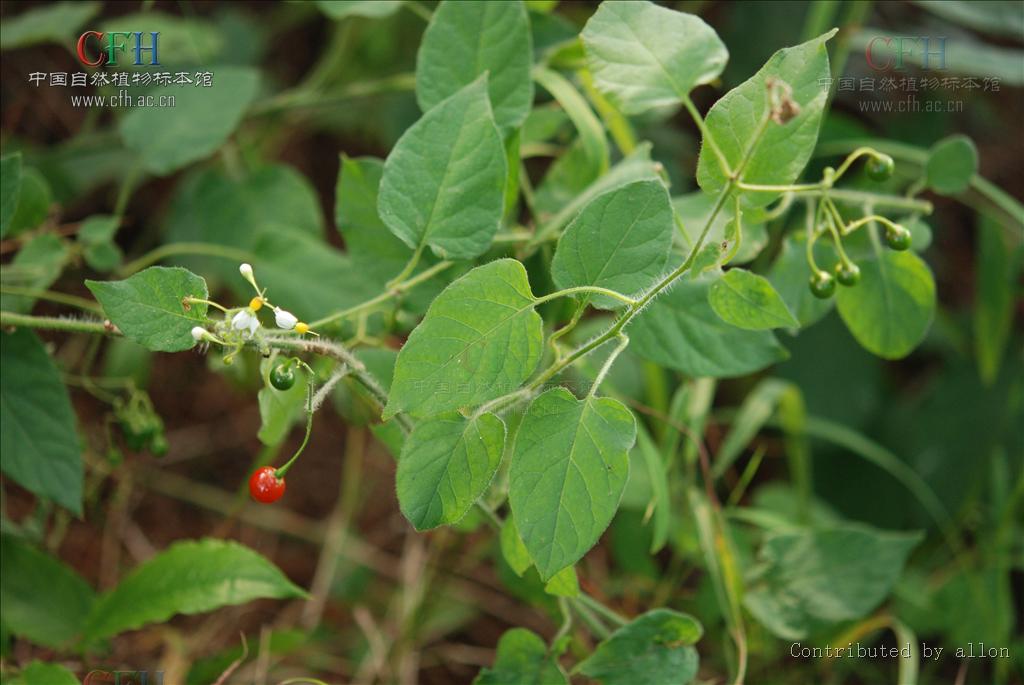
[0,152,21,238]
[166,165,323,278]
[0,329,83,515]
[509,388,635,580]
[835,249,936,359]
[551,180,673,308]
[974,217,1014,385]
[79,215,123,273]
[396,412,506,530]
[534,67,609,178]
[336,155,414,283]
[257,359,307,446]
[0,233,69,314]
[925,134,978,195]
[709,268,798,330]
[673,192,768,265]
[385,259,542,418]
[378,77,507,260]
[119,66,260,176]
[18,661,79,685]
[697,30,837,207]
[98,12,223,66]
[543,566,579,597]
[630,275,788,378]
[767,233,834,327]
[473,628,568,685]
[0,1,100,50]
[7,168,52,235]
[575,609,703,685]
[84,539,306,642]
[416,0,534,133]
[500,518,533,577]
[744,524,923,640]
[581,0,727,114]
[634,424,670,553]
[87,266,210,352]
[0,535,95,648]
[315,0,402,19]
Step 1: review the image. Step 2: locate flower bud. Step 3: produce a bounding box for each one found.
[274,308,298,330]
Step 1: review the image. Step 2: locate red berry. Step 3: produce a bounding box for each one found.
[249,466,286,503]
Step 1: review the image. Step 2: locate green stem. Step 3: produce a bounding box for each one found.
[799,188,932,213]
[576,593,628,628]
[682,94,731,178]
[385,245,425,290]
[274,382,314,479]
[569,599,611,640]
[0,286,101,313]
[117,243,254,277]
[1,311,114,335]
[312,259,452,328]
[587,334,629,398]
[534,285,636,307]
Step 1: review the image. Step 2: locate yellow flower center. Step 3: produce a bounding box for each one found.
[249,297,263,311]
[295,322,309,335]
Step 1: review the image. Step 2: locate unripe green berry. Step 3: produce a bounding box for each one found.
[866,154,895,182]
[809,271,836,299]
[269,363,296,391]
[885,225,912,251]
[835,261,861,287]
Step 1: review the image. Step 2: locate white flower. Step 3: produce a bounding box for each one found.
[231,309,260,336]
[191,326,208,341]
[239,263,254,279]
[274,307,298,330]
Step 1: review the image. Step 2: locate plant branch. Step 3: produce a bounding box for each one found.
[117,243,255,277]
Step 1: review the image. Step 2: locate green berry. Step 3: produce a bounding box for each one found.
[809,271,835,299]
[866,154,894,182]
[885,225,912,251]
[269,363,296,391]
[835,261,861,287]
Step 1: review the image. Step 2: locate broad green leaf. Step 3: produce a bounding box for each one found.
[581,0,727,114]
[251,230,380,322]
[543,566,579,597]
[336,155,413,283]
[709,268,798,330]
[672,192,769,265]
[84,539,306,642]
[0,152,21,237]
[630,275,788,378]
[835,250,936,359]
[509,388,635,580]
[0,233,69,314]
[473,628,568,685]
[78,215,123,272]
[697,30,837,207]
[744,524,923,640]
[925,134,978,195]
[974,217,1014,385]
[7,168,52,235]
[0,330,82,515]
[120,66,260,176]
[551,180,673,308]
[575,609,703,685]
[916,0,1024,39]
[534,67,609,177]
[903,216,933,252]
[385,259,542,418]
[416,0,534,133]
[87,266,209,352]
[537,141,661,240]
[258,359,308,446]
[767,233,833,327]
[397,412,506,530]
[378,77,506,260]
[315,0,402,19]
[0,1,100,50]
[500,518,533,577]
[18,661,79,685]
[164,164,323,281]
[0,536,94,649]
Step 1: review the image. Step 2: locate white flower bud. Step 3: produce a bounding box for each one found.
[191,326,208,341]
[239,263,254,279]
[274,307,298,330]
